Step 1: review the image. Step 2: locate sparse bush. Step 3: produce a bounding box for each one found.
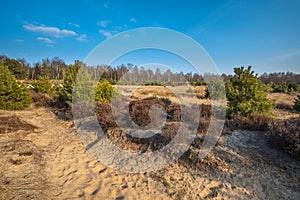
[32,76,55,95]
[0,64,31,110]
[293,95,300,112]
[226,66,275,117]
[271,82,299,94]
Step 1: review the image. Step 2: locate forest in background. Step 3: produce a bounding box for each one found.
[1,55,300,92]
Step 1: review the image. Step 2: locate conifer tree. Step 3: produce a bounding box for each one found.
[226,66,275,116]
[0,63,31,110]
[32,76,55,95]
[59,61,81,107]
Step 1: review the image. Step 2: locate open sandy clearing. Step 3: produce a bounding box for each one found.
[0,107,299,199]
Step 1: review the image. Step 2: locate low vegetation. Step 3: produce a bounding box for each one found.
[269,117,300,159]
[0,55,299,159]
[294,95,300,112]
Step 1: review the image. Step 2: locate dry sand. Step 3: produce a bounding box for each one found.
[0,107,299,199]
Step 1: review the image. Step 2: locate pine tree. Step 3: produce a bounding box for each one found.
[95,80,118,102]
[32,76,55,95]
[59,61,81,107]
[3,57,28,79]
[226,66,275,116]
[73,66,95,103]
[0,63,31,110]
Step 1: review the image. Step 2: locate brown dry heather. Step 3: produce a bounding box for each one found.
[269,117,300,159]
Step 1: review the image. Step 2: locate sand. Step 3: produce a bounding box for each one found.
[0,107,299,199]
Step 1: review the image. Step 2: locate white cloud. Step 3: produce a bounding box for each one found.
[99,29,112,38]
[23,23,76,38]
[97,20,111,28]
[76,34,88,42]
[37,37,55,44]
[129,18,137,23]
[15,39,24,42]
[68,22,80,28]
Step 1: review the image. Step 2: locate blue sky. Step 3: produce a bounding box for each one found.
[0,0,299,74]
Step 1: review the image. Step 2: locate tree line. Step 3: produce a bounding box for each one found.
[1,55,299,87]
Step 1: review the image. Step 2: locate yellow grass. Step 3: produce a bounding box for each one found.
[115,85,211,105]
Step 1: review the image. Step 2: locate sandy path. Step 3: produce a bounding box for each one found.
[1,107,299,199]
[17,108,171,200]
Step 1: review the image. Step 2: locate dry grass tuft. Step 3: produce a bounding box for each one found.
[268,92,299,110]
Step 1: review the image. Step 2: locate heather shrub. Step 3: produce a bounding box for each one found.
[293,95,300,112]
[30,91,56,107]
[269,117,300,159]
[225,114,272,131]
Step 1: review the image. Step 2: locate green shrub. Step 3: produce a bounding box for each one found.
[0,64,31,110]
[59,61,81,107]
[95,80,118,102]
[288,82,299,93]
[205,77,226,100]
[73,66,95,104]
[294,95,300,112]
[226,66,275,117]
[271,82,299,94]
[32,76,55,95]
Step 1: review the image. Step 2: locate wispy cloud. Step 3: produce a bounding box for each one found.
[23,23,76,38]
[15,39,24,43]
[76,34,88,42]
[103,3,108,8]
[68,22,80,28]
[99,29,112,38]
[37,37,55,47]
[272,50,300,62]
[129,18,137,23]
[37,37,55,44]
[97,20,111,28]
